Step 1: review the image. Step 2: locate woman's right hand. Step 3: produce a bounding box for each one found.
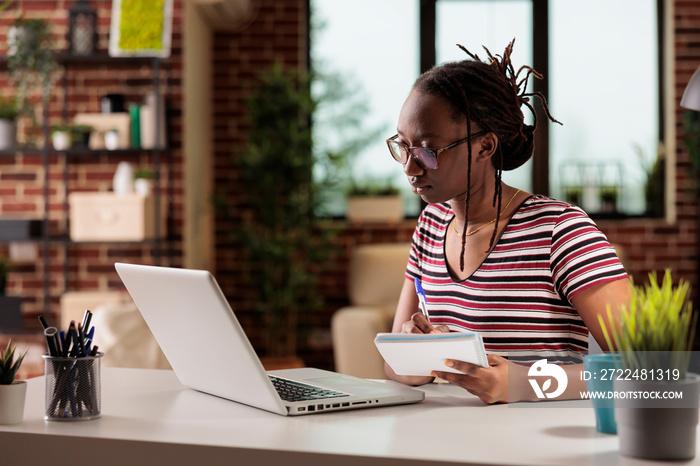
[385,312,450,385]
[402,312,449,335]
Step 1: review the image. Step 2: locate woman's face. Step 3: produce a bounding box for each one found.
[395,89,488,205]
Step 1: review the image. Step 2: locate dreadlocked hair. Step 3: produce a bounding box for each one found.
[413,39,561,272]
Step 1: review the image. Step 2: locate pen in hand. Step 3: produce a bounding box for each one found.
[414,277,431,321]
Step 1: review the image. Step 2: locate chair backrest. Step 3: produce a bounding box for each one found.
[348,242,411,308]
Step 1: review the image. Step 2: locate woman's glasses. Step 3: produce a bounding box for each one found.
[386,130,488,170]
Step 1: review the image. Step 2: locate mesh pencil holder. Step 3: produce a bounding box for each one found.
[42,353,103,421]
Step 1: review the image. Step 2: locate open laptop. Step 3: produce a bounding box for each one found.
[114,262,424,416]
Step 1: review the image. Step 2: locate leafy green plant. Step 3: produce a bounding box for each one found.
[51,124,71,134]
[599,270,697,379]
[133,167,154,180]
[347,179,400,197]
[237,63,342,358]
[0,340,26,385]
[6,16,58,143]
[634,142,665,217]
[0,96,18,120]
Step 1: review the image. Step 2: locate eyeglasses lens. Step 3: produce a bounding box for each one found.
[388,140,406,163]
[388,140,439,170]
[414,148,438,169]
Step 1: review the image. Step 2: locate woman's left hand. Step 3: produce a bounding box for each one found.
[431,354,529,404]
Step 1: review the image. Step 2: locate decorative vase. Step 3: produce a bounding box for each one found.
[104,130,120,150]
[0,119,17,150]
[113,161,134,195]
[0,381,27,425]
[614,372,700,460]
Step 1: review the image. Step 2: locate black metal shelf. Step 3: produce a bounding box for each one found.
[0,147,168,157]
[0,52,166,68]
[0,52,172,321]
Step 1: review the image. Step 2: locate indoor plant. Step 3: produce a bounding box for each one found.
[70,123,93,148]
[237,63,341,361]
[51,124,72,150]
[346,179,404,223]
[133,166,154,196]
[6,16,58,146]
[634,142,665,217]
[599,270,699,460]
[598,185,618,213]
[0,339,27,425]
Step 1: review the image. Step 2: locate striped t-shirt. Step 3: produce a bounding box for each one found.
[405,195,628,364]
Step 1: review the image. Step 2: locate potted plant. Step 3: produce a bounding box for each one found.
[0,96,18,150]
[0,340,27,425]
[599,270,699,460]
[346,179,404,223]
[133,167,154,196]
[70,124,93,148]
[237,63,341,363]
[634,143,665,218]
[51,124,72,150]
[6,16,58,146]
[598,185,618,213]
[563,185,582,206]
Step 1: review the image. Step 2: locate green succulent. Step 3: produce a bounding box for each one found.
[0,340,26,385]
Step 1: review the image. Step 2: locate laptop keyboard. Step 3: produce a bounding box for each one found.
[269,376,350,402]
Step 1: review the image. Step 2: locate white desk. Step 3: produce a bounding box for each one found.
[2,368,697,465]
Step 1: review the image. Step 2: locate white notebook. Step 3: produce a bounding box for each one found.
[375,333,488,376]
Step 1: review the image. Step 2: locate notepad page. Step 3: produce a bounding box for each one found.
[374,334,488,376]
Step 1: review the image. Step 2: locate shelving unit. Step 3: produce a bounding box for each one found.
[0,53,171,323]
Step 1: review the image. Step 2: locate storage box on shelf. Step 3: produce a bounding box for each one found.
[68,193,166,242]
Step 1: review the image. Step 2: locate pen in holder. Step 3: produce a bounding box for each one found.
[42,353,103,421]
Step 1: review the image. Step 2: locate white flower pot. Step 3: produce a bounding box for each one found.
[0,380,27,425]
[0,119,16,150]
[104,130,120,150]
[134,178,152,196]
[346,196,404,223]
[52,131,71,151]
[614,373,700,460]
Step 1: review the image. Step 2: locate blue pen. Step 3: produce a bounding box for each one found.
[414,277,430,320]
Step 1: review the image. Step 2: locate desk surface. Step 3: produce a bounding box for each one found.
[2,368,697,466]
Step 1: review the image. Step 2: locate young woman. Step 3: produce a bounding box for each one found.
[385,40,631,404]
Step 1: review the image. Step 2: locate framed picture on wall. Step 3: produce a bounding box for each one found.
[109,0,174,58]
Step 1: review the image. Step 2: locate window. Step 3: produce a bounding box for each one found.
[436,0,533,193]
[311,0,663,218]
[549,0,660,217]
[311,0,421,217]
